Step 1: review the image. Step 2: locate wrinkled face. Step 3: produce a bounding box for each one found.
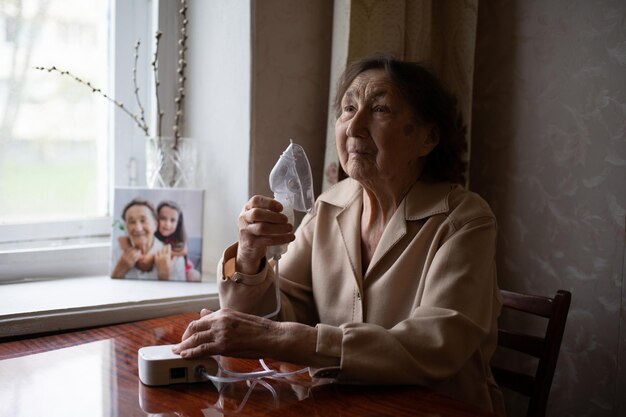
[158,206,179,238]
[335,69,436,186]
[125,205,156,248]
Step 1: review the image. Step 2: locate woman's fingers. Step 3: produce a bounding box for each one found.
[180,315,210,341]
[172,309,276,359]
[240,195,289,225]
[238,196,294,246]
[240,216,293,235]
[122,248,141,267]
[236,195,296,268]
[240,209,292,229]
[174,314,218,356]
[244,195,283,212]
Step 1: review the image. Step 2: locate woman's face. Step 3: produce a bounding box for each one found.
[158,206,179,238]
[335,69,436,187]
[125,205,156,249]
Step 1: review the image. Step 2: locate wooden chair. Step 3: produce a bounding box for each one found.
[492,289,572,417]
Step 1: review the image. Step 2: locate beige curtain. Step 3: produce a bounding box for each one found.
[322,0,478,191]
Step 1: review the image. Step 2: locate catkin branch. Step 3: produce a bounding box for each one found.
[152,32,164,143]
[132,40,148,135]
[172,0,188,149]
[35,3,189,145]
[34,66,150,137]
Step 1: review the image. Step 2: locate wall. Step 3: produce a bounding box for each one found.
[470,1,626,416]
[184,0,333,271]
[249,0,333,198]
[186,0,251,273]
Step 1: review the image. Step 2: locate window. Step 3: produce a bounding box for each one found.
[0,0,255,336]
[0,0,153,282]
[0,0,109,223]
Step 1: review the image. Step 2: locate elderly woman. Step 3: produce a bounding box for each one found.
[111,198,185,280]
[173,55,504,415]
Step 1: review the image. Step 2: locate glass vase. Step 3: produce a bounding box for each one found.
[146,137,199,188]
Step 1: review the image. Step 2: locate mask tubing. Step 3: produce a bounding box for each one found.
[196,363,276,384]
[262,256,281,319]
[260,358,309,378]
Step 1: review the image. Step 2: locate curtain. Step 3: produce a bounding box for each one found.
[322,0,478,190]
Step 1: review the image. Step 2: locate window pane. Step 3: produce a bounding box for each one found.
[0,0,109,224]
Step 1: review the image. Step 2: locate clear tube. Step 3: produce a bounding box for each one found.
[213,379,272,414]
[260,358,309,378]
[196,363,275,384]
[257,257,309,377]
[218,360,275,379]
[262,256,282,319]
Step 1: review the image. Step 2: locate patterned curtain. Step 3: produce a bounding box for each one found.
[322,0,478,190]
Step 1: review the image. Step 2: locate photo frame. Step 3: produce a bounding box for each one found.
[110,187,204,282]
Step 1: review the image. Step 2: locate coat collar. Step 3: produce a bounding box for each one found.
[318,177,454,221]
[318,178,456,279]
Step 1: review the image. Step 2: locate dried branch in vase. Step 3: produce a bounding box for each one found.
[152,31,164,143]
[34,0,188,146]
[33,65,151,137]
[132,40,149,136]
[173,0,188,150]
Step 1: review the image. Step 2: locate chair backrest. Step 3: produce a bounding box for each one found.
[492,289,571,417]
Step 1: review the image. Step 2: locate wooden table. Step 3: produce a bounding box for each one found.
[0,313,496,417]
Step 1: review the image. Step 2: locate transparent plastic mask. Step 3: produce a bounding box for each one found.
[268,140,315,215]
[266,140,315,261]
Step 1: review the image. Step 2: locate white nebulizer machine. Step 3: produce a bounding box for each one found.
[138,140,315,389]
[264,140,316,319]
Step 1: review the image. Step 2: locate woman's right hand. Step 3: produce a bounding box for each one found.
[121,248,142,269]
[111,247,141,278]
[236,195,295,275]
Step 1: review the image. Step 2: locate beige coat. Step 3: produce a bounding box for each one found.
[218,178,505,415]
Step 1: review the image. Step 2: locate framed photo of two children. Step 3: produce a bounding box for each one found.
[110,187,204,282]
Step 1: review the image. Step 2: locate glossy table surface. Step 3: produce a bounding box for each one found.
[0,313,496,417]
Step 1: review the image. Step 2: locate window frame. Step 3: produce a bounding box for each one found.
[0,0,176,283]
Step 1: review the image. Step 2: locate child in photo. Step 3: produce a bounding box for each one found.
[155,200,201,282]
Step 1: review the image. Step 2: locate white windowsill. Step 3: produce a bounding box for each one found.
[0,275,220,338]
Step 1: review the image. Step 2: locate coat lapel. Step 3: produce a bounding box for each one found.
[336,193,363,282]
[366,200,407,277]
[365,181,453,279]
[319,178,364,283]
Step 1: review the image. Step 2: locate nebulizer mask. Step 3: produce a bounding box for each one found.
[264,140,315,319]
[266,140,315,261]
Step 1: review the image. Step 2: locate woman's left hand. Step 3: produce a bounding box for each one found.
[174,309,339,369]
[172,308,279,359]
